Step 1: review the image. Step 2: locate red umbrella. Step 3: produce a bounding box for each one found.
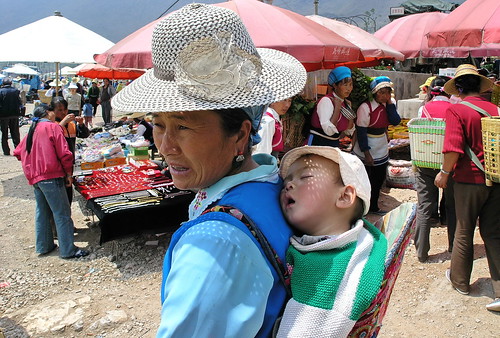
[95,0,361,71]
[427,0,500,57]
[307,15,404,67]
[374,12,459,59]
[77,63,145,80]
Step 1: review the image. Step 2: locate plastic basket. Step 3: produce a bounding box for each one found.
[407,118,445,169]
[481,116,500,184]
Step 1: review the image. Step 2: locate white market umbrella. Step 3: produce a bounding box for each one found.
[0,11,114,87]
[3,63,40,76]
[60,66,77,76]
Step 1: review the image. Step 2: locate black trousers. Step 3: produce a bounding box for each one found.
[1,117,20,155]
[365,162,388,212]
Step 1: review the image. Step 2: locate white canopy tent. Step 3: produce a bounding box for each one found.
[60,66,77,76]
[0,11,113,87]
[2,63,40,76]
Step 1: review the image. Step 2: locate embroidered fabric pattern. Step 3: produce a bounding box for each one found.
[193,190,207,211]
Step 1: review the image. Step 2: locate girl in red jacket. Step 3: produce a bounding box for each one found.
[14,105,89,259]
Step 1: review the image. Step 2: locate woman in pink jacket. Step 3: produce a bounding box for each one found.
[14,105,89,259]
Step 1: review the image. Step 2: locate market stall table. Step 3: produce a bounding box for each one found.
[397,98,424,119]
[74,162,194,243]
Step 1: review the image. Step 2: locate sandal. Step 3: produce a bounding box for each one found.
[63,248,90,259]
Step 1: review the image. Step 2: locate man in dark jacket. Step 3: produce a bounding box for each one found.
[0,77,21,156]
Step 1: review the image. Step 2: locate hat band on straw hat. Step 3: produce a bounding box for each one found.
[173,32,262,101]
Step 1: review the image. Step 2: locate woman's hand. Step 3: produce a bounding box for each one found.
[65,175,73,187]
[363,151,374,166]
[60,114,75,127]
[75,116,84,126]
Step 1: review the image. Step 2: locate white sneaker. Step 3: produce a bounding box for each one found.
[486,298,500,312]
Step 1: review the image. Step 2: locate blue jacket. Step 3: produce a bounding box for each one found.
[159,181,291,337]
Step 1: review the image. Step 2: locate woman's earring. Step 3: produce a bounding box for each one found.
[235,152,245,162]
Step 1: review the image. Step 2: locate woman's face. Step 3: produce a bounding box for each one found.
[270,98,292,116]
[374,87,392,104]
[153,110,241,190]
[333,79,353,99]
[53,103,68,121]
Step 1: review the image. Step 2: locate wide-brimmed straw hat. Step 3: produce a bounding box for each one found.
[419,76,436,90]
[129,112,147,119]
[112,3,306,113]
[444,64,494,96]
[280,146,371,215]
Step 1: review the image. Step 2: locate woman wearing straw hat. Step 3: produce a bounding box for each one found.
[352,76,401,214]
[435,64,500,312]
[112,4,306,336]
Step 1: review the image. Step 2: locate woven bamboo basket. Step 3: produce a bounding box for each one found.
[481,116,500,185]
[282,114,305,150]
[407,118,446,169]
[37,90,52,105]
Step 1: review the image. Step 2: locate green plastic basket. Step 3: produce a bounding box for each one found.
[408,118,446,169]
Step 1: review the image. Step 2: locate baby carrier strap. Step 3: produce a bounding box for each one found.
[201,205,292,298]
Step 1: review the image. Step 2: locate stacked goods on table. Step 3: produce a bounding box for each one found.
[387,119,409,140]
[126,139,151,161]
[481,116,500,186]
[407,118,445,169]
[75,126,153,171]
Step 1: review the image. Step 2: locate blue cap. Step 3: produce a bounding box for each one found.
[328,66,352,86]
[370,76,392,93]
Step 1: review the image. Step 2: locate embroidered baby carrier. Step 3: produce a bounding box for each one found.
[160,181,291,338]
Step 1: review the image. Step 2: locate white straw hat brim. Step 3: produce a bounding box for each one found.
[112,48,306,113]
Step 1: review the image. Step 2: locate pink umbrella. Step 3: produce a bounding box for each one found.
[214,0,361,71]
[307,15,404,66]
[95,0,361,71]
[94,17,163,69]
[427,0,500,57]
[374,12,459,59]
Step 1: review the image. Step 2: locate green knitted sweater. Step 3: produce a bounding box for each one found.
[276,219,387,337]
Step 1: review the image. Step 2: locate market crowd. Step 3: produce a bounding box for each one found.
[2,2,499,337]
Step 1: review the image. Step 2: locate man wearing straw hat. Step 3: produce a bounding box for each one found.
[435,64,500,312]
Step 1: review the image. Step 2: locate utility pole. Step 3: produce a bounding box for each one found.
[314,0,319,15]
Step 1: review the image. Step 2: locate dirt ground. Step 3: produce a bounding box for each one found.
[1,122,498,337]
